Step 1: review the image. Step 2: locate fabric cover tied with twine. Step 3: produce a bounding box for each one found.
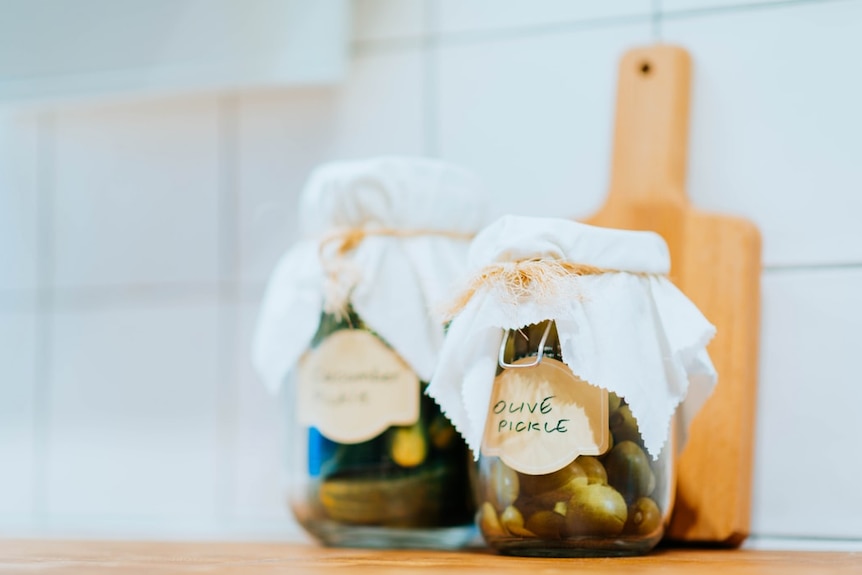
[427,215,717,460]
[252,156,488,393]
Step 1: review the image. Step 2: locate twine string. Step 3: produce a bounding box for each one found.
[318,227,473,259]
[442,259,659,321]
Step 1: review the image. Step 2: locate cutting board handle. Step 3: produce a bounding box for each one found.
[607,45,692,205]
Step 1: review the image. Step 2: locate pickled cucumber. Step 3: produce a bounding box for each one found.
[301,307,474,532]
[319,465,457,526]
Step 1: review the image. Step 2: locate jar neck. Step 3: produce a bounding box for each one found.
[501,320,562,367]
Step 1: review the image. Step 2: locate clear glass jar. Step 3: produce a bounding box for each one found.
[286,307,476,549]
[475,321,675,557]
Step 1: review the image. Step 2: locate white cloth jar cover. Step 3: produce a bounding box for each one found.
[427,215,718,460]
[252,156,488,393]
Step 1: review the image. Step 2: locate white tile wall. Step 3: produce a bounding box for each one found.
[46,300,220,519]
[234,302,287,521]
[237,89,335,287]
[436,23,652,221]
[52,97,221,289]
[237,48,427,291]
[0,0,860,546]
[0,111,39,293]
[0,308,37,516]
[663,0,862,267]
[325,48,428,160]
[436,0,651,35]
[753,269,862,539]
[352,0,427,42]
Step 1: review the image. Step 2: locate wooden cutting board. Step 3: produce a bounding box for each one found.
[583,45,762,545]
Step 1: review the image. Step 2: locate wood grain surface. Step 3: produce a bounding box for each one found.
[0,541,859,575]
[583,45,762,545]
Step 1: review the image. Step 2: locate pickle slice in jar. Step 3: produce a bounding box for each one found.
[318,466,446,526]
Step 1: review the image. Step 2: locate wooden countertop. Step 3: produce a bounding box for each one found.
[0,540,859,575]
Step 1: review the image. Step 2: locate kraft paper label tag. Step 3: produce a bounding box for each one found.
[481,357,609,475]
[297,329,419,444]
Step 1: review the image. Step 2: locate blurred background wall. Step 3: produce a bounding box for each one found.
[1,0,861,546]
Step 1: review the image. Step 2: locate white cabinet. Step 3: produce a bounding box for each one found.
[0,0,348,103]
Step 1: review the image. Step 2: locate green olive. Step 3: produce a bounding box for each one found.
[577,456,608,485]
[609,404,644,447]
[566,483,627,536]
[478,501,506,538]
[517,464,589,515]
[624,497,663,536]
[608,392,622,414]
[604,441,655,503]
[500,505,535,537]
[487,459,520,511]
[525,509,567,539]
[518,461,587,496]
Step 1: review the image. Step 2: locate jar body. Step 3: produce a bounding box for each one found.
[287,309,476,549]
[475,321,675,557]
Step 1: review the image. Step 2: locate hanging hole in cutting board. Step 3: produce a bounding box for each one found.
[640,61,651,75]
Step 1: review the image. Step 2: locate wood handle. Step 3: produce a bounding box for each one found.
[607,45,692,205]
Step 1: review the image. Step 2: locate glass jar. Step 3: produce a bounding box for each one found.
[475,320,675,557]
[286,307,476,549]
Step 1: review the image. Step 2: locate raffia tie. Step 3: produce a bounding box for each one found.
[319,227,473,257]
[318,227,474,317]
[442,259,656,321]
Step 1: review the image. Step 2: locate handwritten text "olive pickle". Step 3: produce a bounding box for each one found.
[492,396,569,434]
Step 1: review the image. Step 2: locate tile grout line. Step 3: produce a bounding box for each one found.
[659,0,850,21]
[653,0,664,41]
[48,283,224,309]
[352,13,653,55]
[216,94,241,523]
[762,262,862,273]
[32,111,56,519]
[353,0,839,54]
